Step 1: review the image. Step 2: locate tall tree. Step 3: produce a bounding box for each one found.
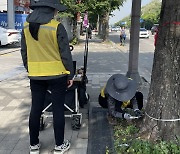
[141,0,161,29]
[87,0,125,41]
[115,0,161,29]
[142,0,180,142]
[99,0,125,41]
[60,0,125,41]
[61,0,86,40]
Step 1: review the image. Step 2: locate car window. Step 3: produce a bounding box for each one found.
[140,28,147,31]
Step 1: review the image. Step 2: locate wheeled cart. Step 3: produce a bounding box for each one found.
[40,29,90,131]
[40,81,83,131]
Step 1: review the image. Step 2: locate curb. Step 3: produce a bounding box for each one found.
[87,106,115,154]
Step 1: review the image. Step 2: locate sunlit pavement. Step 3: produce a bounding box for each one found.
[0,34,151,154]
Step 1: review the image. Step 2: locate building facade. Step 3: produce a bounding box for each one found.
[0,0,7,12]
[0,0,30,13]
[0,0,30,29]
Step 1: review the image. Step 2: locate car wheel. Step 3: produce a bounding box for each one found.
[13,42,21,47]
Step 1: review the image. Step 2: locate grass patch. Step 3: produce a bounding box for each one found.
[112,120,180,154]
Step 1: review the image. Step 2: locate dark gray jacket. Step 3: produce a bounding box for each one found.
[21,7,74,80]
[107,95,139,119]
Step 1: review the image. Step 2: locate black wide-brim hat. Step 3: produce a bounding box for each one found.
[30,0,67,12]
[106,74,137,102]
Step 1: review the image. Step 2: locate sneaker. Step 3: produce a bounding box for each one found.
[54,140,71,154]
[29,144,40,154]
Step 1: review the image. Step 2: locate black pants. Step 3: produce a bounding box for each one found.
[29,76,67,146]
[120,35,126,43]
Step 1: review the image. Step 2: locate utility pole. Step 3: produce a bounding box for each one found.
[7,0,15,28]
[126,0,142,84]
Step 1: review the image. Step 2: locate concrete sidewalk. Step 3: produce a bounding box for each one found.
[0,35,151,154]
[0,72,89,154]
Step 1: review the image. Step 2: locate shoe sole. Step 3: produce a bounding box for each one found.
[29,150,40,154]
[54,143,71,154]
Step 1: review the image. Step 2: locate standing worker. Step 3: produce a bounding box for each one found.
[20,0,74,153]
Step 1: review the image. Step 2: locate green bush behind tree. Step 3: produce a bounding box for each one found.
[60,0,126,41]
[115,0,161,29]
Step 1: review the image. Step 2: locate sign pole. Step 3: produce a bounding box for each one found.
[126,0,142,84]
[7,0,15,28]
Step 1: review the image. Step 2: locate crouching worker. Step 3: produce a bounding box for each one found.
[98,74,144,120]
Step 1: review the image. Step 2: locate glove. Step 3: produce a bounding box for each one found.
[123,113,132,120]
[134,110,143,118]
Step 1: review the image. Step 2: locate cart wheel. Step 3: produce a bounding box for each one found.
[71,115,82,130]
[40,116,45,131]
[69,45,74,51]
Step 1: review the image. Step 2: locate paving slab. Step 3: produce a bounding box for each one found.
[0,34,151,154]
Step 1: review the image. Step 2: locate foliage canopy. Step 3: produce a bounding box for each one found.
[114,0,161,29]
[60,0,125,24]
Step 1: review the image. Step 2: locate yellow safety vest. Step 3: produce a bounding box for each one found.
[100,84,106,98]
[24,19,70,77]
[122,100,130,108]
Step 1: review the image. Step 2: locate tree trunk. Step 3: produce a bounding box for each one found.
[96,14,99,33]
[72,16,77,39]
[98,16,103,36]
[101,12,109,41]
[142,0,180,142]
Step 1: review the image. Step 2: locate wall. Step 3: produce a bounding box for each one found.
[0,0,30,13]
[0,0,7,11]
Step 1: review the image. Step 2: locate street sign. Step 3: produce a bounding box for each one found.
[140,18,144,23]
[83,11,88,28]
[0,13,28,30]
[121,21,127,25]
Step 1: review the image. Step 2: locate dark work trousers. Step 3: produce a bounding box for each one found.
[29,76,67,146]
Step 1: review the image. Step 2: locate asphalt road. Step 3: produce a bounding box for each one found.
[0,45,25,81]
[109,31,155,82]
[109,31,155,52]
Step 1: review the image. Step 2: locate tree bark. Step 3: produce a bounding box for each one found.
[142,0,180,142]
[98,16,103,36]
[72,16,78,40]
[101,12,109,41]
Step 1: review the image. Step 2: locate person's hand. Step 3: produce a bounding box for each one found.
[67,80,73,88]
[123,113,132,120]
[134,110,143,118]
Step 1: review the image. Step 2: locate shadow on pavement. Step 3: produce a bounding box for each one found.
[0,35,152,153]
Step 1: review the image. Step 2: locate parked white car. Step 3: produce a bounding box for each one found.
[139,28,149,38]
[0,26,21,46]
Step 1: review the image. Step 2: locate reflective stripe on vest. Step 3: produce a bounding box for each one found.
[24,19,70,76]
[100,84,107,98]
[122,100,130,108]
